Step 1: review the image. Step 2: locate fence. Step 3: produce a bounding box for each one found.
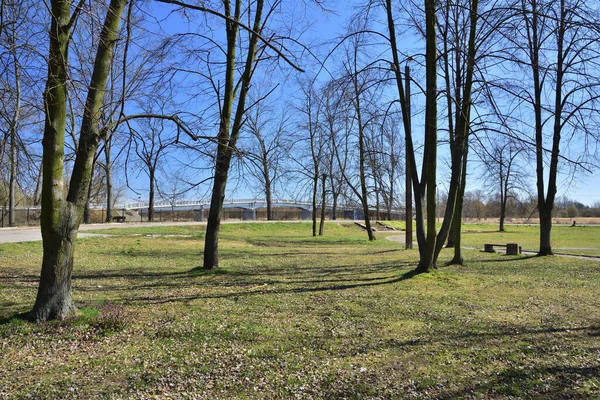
[0,205,405,227]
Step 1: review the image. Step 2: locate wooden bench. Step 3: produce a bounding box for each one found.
[112,215,126,223]
[484,243,520,255]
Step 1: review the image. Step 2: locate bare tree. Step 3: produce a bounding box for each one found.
[385,0,439,271]
[494,0,600,255]
[475,134,529,231]
[242,98,290,220]
[0,1,44,224]
[294,79,325,237]
[128,113,176,222]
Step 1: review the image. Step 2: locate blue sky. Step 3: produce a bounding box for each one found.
[126,0,600,207]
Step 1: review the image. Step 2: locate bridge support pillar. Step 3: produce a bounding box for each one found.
[300,210,312,220]
[194,208,205,222]
[242,209,256,221]
[343,209,363,220]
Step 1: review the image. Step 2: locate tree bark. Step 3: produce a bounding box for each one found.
[415,0,439,273]
[312,172,318,236]
[264,165,272,220]
[31,0,128,321]
[32,209,78,321]
[83,159,95,224]
[148,168,155,222]
[450,149,468,264]
[539,206,553,255]
[204,155,228,269]
[105,141,113,222]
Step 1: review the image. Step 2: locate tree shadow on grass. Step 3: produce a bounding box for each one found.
[436,364,600,399]
[475,254,538,263]
[119,267,427,305]
[0,311,31,325]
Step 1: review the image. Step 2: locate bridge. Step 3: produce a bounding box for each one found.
[115,199,372,221]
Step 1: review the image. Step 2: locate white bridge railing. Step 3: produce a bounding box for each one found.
[117,199,335,210]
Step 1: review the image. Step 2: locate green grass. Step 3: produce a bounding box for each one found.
[383,220,600,256]
[458,223,600,256]
[1,222,599,399]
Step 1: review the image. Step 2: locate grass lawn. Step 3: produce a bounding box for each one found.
[386,221,600,256]
[1,222,599,399]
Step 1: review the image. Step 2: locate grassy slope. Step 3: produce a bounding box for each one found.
[0,222,599,399]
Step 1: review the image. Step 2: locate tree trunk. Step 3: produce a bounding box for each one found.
[8,123,16,227]
[312,172,318,236]
[449,152,468,264]
[319,174,326,235]
[203,155,228,269]
[437,0,478,266]
[538,205,553,255]
[415,0,438,273]
[31,211,78,321]
[536,0,563,256]
[83,161,95,224]
[31,0,128,322]
[499,194,506,232]
[265,178,273,221]
[332,191,338,220]
[33,164,42,206]
[105,143,113,222]
[353,63,375,241]
[404,65,413,249]
[8,39,20,228]
[203,0,263,270]
[265,183,272,220]
[148,169,155,222]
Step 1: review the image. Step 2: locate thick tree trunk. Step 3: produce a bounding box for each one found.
[415,0,438,273]
[31,210,78,321]
[31,0,128,321]
[538,206,553,255]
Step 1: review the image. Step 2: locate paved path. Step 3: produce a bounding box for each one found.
[0,220,319,244]
[0,222,205,244]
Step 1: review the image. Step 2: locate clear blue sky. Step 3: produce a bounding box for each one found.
[128,0,600,207]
